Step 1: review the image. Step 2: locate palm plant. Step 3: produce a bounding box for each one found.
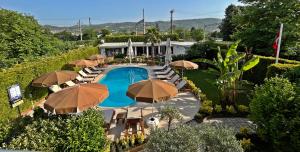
[144,28,161,59]
[160,106,183,131]
[193,41,259,108]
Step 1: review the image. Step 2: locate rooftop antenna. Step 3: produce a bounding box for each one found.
[170,9,175,34]
[89,17,91,26]
[78,19,82,41]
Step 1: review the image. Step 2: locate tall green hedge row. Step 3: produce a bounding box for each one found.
[0,47,99,121]
[243,56,300,84]
[104,34,179,42]
[266,64,300,78]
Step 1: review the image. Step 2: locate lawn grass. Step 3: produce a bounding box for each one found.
[185,68,252,106]
[185,68,220,103]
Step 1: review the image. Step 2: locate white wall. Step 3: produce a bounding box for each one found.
[172,45,188,55]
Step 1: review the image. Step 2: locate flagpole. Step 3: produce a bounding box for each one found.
[275,23,283,64]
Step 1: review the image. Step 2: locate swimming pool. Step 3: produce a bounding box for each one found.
[98,67,148,107]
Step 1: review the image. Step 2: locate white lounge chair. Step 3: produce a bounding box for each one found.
[91,66,103,71]
[176,80,187,90]
[154,67,171,75]
[65,80,76,87]
[163,74,180,84]
[152,64,168,71]
[155,70,175,79]
[49,85,62,93]
[84,68,101,74]
[76,75,94,82]
[79,70,98,78]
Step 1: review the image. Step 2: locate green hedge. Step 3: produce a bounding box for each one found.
[104,34,179,42]
[0,47,99,121]
[242,56,300,84]
[266,64,300,78]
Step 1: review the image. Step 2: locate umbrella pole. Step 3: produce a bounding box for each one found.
[152,99,154,113]
[181,69,184,78]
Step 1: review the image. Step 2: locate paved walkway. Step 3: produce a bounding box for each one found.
[202,117,256,133]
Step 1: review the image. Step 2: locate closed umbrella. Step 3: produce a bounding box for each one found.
[127,38,134,64]
[170,60,199,77]
[126,79,178,112]
[69,59,98,68]
[44,83,109,114]
[165,38,172,64]
[32,71,78,87]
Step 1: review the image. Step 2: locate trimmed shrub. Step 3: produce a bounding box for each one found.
[214,104,222,113]
[199,105,213,115]
[238,105,250,114]
[266,63,300,78]
[243,55,300,84]
[0,47,99,121]
[226,105,237,114]
[202,100,213,107]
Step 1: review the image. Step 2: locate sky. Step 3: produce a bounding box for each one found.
[0,0,241,26]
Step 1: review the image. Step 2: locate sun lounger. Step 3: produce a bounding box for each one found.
[91,66,103,71]
[49,85,62,93]
[65,80,76,87]
[84,68,101,74]
[154,67,171,75]
[152,64,168,71]
[79,70,98,78]
[176,79,187,90]
[163,74,180,84]
[102,109,115,133]
[76,75,94,82]
[155,70,175,79]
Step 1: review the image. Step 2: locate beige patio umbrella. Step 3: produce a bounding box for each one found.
[44,83,109,114]
[32,71,78,87]
[126,79,178,112]
[170,60,199,77]
[69,59,98,68]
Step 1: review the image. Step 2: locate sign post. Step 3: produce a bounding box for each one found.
[7,84,24,116]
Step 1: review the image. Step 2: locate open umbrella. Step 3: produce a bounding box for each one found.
[44,83,109,114]
[126,79,178,112]
[32,71,78,87]
[69,59,98,68]
[170,60,198,77]
[127,38,134,64]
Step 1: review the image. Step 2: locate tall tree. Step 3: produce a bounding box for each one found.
[159,106,183,131]
[233,0,300,54]
[219,4,241,41]
[191,28,204,41]
[144,28,161,58]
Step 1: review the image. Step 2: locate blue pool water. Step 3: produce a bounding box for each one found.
[98,67,148,107]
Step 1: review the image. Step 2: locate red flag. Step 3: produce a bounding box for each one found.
[273,31,280,56]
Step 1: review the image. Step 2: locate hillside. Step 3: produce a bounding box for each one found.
[45,18,221,33]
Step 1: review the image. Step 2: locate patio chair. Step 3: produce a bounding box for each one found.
[163,74,180,84]
[79,70,98,78]
[91,66,103,71]
[152,64,168,71]
[75,75,94,83]
[154,67,171,75]
[176,79,187,90]
[155,70,175,80]
[49,85,62,93]
[65,80,76,87]
[84,68,101,74]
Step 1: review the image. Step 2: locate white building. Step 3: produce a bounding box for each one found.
[99,41,196,57]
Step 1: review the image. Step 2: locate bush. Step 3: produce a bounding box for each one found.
[0,47,98,121]
[3,109,109,151]
[240,138,252,151]
[214,104,222,113]
[199,105,213,115]
[226,105,237,114]
[266,63,300,78]
[249,77,300,151]
[238,105,249,114]
[243,55,300,84]
[239,127,249,136]
[145,124,243,152]
[202,100,213,107]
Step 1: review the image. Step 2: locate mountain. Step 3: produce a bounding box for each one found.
[45,18,221,33]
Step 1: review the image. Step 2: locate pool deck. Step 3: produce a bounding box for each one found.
[95,64,200,141]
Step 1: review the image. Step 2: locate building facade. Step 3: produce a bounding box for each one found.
[99,41,196,57]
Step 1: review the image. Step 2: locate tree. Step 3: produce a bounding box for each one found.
[144,28,161,58]
[54,30,76,41]
[219,4,242,41]
[145,124,243,152]
[100,28,111,37]
[191,28,204,41]
[82,28,97,40]
[193,41,259,108]
[175,28,191,40]
[159,106,183,131]
[233,0,300,54]
[249,77,300,151]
